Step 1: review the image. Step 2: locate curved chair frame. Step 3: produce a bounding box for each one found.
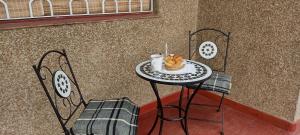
[33,49,87,135]
[187,28,231,135]
[189,28,231,73]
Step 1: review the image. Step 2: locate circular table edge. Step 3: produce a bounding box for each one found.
[135,60,212,85]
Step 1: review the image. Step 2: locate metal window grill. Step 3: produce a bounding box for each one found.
[0,0,153,20]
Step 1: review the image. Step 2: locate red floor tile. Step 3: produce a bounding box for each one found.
[138,95,299,135]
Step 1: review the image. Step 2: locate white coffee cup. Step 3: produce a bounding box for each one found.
[151,54,163,71]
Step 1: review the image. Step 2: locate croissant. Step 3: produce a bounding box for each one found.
[164,54,184,69]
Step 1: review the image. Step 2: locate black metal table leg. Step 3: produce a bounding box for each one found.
[179,86,186,132]
[184,83,203,135]
[147,112,159,135]
[148,82,164,135]
[187,88,190,100]
[136,60,212,135]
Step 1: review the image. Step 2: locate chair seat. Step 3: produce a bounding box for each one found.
[187,72,232,94]
[73,97,139,135]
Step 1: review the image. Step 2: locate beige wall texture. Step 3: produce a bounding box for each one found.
[197,0,300,121]
[0,0,300,135]
[0,0,199,134]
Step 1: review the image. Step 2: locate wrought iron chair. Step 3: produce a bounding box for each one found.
[186,28,232,135]
[32,49,139,135]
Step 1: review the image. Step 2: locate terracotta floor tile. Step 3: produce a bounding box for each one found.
[138,95,299,135]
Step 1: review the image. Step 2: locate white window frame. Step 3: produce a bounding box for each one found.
[0,0,154,20]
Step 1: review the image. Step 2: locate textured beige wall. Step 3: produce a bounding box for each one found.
[1,0,299,134]
[0,0,198,134]
[198,0,300,121]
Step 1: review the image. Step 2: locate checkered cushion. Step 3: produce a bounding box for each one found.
[73,97,139,135]
[187,72,232,94]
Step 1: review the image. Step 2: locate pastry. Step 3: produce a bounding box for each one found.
[164,54,184,69]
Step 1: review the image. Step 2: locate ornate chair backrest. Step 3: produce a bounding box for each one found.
[32,49,87,135]
[189,28,231,73]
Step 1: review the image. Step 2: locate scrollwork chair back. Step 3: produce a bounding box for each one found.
[32,49,87,135]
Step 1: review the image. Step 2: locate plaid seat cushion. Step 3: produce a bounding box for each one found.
[187,72,232,94]
[73,97,139,135]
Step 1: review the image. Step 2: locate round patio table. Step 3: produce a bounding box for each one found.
[136,60,212,135]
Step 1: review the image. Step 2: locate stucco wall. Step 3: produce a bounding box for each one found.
[197,0,300,121]
[0,0,198,134]
[1,0,299,134]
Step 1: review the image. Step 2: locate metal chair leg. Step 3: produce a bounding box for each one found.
[219,93,225,135]
[217,93,225,112]
[147,113,159,135]
[220,103,224,135]
[184,83,203,135]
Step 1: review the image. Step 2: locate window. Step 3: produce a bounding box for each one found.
[0,0,154,29]
[0,0,153,20]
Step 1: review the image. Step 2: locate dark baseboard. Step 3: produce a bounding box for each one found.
[139,89,298,132]
[197,90,296,132]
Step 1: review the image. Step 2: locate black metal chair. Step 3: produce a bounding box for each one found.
[186,28,232,135]
[32,49,139,135]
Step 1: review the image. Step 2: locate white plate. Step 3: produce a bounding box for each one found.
[160,60,197,74]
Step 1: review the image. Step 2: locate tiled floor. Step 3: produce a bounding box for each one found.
[138,94,300,135]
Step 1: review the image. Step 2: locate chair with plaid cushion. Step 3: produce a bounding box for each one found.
[186,28,231,135]
[33,49,139,135]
